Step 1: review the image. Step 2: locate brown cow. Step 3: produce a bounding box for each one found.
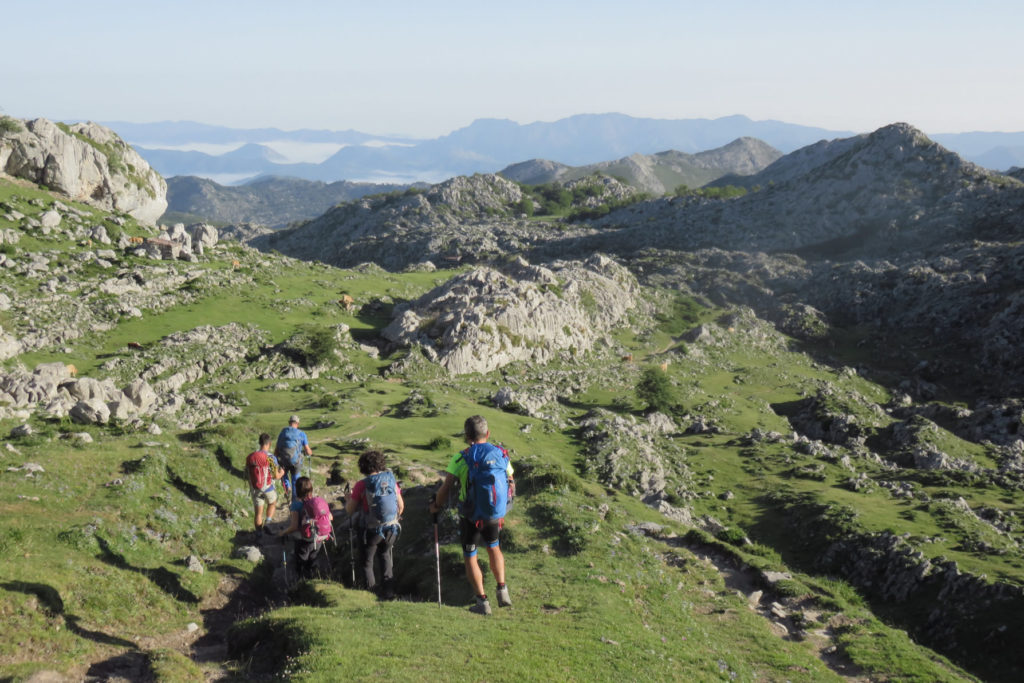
[659,361,669,372]
[620,354,634,362]
[65,363,77,377]
[339,294,355,312]
[231,260,241,269]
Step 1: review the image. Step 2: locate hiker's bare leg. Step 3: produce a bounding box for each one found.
[464,556,485,596]
[254,503,265,529]
[486,546,505,585]
[266,502,277,522]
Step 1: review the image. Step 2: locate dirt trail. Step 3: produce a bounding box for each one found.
[661,534,870,682]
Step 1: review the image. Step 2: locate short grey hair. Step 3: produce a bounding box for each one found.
[464,415,488,441]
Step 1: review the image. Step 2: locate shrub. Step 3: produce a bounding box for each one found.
[636,366,677,413]
[428,435,453,451]
[0,116,22,135]
[291,324,339,367]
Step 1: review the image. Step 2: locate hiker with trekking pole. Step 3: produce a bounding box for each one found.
[345,449,404,600]
[428,415,515,615]
[277,476,333,580]
[275,415,312,503]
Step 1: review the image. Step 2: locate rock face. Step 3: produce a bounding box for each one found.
[383,255,638,374]
[0,118,167,224]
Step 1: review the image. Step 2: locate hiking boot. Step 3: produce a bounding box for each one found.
[469,597,492,616]
[496,585,512,607]
[263,525,275,536]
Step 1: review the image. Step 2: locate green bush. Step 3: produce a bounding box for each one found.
[291,324,339,366]
[428,435,452,451]
[0,116,22,135]
[636,366,677,413]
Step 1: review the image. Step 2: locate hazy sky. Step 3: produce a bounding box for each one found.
[4,0,1021,137]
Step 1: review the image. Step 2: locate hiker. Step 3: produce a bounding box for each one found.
[246,432,284,535]
[277,476,334,579]
[344,449,404,599]
[275,414,312,502]
[428,415,515,615]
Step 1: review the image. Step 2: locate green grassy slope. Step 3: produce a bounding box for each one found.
[0,177,1010,681]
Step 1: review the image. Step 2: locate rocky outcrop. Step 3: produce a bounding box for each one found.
[0,118,166,224]
[382,255,638,375]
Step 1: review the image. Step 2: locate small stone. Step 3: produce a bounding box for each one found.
[186,622,200,633]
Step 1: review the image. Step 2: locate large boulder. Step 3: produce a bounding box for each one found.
[123,378,157,412]
[0,118,167,224]
[70,398,110,424]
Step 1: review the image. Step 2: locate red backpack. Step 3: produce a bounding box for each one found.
[246,450,273,490]
[301,496,333,542]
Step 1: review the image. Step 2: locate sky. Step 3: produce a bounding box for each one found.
[4,0,1022,138]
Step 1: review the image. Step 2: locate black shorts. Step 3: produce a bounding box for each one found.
[460,516,502,558]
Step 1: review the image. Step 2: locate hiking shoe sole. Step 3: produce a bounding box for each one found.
[497,587,512,607]
[469,600,492,616]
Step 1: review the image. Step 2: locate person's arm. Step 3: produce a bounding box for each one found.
[278,509,300,537]
[303,433,312,456]
[396,486,405,517]
[428,473,457,514]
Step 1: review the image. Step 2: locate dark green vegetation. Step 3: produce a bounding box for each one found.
[0,177,1017,681]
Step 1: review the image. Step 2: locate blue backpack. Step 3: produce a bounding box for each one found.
[363,471,401,536]
[460,443,510,522]
[275,426,304,468]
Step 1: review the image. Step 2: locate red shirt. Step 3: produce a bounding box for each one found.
[351,477,402,512]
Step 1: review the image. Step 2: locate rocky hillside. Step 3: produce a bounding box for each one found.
[546,123,1024,258]
[501,137,781,194]
[383,255,640,374]
[0,117,166,224]
[164,175,415,228]
[250,173,597,270]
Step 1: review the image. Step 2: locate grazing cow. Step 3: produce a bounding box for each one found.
[620,354,634,362]
[129,236,145,245]
[231,260,241,269]
[339,294,355,312]
[65,363,77,377]
[127,342,143,350]
[659,361,669,372]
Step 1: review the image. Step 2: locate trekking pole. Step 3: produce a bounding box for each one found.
[281,548,289,592]
[433,511,442,608]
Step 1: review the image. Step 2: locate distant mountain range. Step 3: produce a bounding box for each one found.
[163,137,782,226]
[108,114,1024,186]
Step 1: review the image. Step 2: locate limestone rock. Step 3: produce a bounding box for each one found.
[0,118,167,224]
[70,398,110,424]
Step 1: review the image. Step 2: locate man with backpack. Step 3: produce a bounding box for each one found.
[275,415,312,502]
[246,432,283,536]
[277,476,334,580]
[344,449,404,599]
[429,415,514,615]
